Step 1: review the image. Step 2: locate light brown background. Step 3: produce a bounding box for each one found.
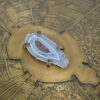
[0,0,100,100]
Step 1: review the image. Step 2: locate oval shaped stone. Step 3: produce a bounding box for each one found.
[25,33,69,68]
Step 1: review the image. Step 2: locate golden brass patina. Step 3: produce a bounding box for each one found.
[0,0,100,100]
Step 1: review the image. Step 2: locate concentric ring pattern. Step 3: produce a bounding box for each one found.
[0,0,100,100]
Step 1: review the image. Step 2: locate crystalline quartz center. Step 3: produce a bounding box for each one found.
[25,33,69,68]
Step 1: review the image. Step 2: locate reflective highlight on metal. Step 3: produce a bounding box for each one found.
[25,32,69,68]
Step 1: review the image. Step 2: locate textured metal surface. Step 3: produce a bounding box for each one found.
[0,0,100,100]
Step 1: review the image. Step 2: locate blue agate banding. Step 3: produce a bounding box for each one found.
[25,33,69,68]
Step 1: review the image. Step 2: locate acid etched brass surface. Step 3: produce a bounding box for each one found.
[7,25,99,84]
[0,0,100,100]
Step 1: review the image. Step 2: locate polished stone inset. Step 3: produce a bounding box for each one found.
[25,33,69,68]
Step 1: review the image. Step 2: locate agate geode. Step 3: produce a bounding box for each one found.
[25,33,69,68]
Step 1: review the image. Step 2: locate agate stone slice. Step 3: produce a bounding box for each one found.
[25,33,69,68]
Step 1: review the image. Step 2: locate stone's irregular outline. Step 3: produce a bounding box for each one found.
[25,33,69,68]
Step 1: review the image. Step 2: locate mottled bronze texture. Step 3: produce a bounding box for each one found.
[0,0,100,100]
